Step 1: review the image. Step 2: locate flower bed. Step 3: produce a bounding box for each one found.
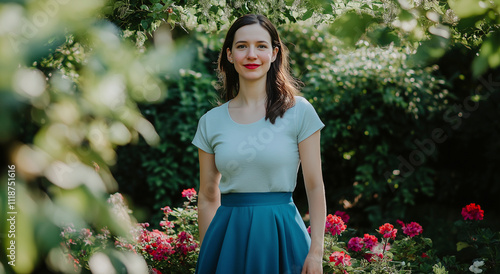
[60,191,499,273]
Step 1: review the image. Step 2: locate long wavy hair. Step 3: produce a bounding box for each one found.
[217,14,301,124]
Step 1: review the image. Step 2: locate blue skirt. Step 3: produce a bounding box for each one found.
[195,192,311,274]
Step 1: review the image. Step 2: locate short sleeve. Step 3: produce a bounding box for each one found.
[192,114,214,154]
[296,97,325,143]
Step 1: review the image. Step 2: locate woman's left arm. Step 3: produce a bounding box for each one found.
[299,130,326,274]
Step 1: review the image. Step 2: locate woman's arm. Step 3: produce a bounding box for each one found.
[299,130,326,274]
[197,149,221,245]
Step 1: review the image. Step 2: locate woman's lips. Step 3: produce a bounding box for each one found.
[244,64,260,69]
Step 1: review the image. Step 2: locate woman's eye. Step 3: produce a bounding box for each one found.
[236,45,246,49]
[258,45,268,49]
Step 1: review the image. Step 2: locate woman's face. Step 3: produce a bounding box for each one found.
[227,23,278,83]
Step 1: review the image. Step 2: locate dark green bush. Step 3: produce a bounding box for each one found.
[281,23,452,225]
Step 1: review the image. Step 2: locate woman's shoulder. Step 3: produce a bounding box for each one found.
[293,96,314,109]
[199,101,228,121]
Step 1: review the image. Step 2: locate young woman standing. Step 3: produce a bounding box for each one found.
[192,14,326,274]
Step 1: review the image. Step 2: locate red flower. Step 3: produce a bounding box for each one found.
[363,234,378,250]
[325,214,347,236]
[152,268,162,274]
[378,223,397,239]
[347,237,364,252]
[421,252,429,258]
[334,210,350,223]
[461,203,484,221]
[402,222,423,237]
[182,188,197,200]
[329,251,352,266]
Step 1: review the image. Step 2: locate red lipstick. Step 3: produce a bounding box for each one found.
[244,64,260,69]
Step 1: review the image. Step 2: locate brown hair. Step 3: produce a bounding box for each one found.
[217,14,301,124]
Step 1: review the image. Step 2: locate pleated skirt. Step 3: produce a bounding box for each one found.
[195,192,311,274]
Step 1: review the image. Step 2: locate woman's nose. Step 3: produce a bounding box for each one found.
[247,46,257,59]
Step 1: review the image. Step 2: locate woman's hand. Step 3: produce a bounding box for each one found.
[301,253,323,274]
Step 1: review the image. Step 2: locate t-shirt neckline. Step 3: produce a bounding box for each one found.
[225,100,266,126]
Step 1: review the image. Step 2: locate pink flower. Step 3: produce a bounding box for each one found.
[174,231,198,255]
[334,210,350,223]
[141,229,175,260]
[402,222,423,237]
[363,234,378,250]
[378,223,397,239]
[152,268,162,274]
[461,203,484,221]
[160,220,174,229]
[347,237,364,252]
[161,206,172,215]
[182,188,197,200]
[325,214,347,236]
[329,251,352,266]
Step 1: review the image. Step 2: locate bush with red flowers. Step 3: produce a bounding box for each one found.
[61,190,200,273]
[62,195,499,273]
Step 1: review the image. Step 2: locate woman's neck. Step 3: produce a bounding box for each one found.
[234,78,267,107]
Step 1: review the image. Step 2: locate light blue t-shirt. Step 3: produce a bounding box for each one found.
[192,96,324,194]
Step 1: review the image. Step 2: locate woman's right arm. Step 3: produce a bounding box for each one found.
[197,148,221,245]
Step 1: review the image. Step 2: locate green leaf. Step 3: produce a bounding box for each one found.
[328,10,375,47]
[448,0,488,18]
[472,31,500,77]
[456,241,470,251]
[153,3,164,11]
[302,9,314,20]
[140,19,150,30]
[411,35,449,66]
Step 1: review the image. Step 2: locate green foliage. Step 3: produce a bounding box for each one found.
[114,66,219,222]
[282,22,451,222]
[0,0,180,272]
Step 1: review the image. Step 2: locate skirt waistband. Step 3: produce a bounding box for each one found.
[221,192,293,207]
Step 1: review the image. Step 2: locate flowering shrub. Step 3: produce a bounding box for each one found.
[319,210,432,273]
[446,203,500,273]
[61,194,499,273]
[60,190,200,273]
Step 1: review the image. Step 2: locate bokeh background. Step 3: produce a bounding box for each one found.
[1,0,499,273]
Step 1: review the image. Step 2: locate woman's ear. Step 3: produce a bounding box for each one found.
[226,47,233,63]
[272,46,279,62]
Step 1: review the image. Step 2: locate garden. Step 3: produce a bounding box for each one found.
[0,0,499,273]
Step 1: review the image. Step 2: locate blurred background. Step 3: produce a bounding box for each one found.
[1,0,499,273]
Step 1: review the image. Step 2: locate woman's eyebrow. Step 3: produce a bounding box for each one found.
[234,40,270,44]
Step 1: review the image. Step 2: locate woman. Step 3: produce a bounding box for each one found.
[192,14,326,274]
